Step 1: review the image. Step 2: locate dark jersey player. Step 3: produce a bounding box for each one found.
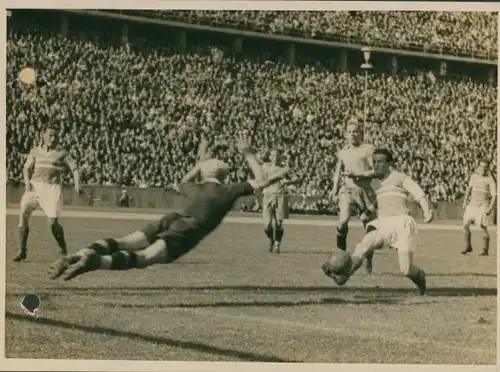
[50,133,289,281]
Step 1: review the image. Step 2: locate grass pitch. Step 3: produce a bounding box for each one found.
[4,212,497,364]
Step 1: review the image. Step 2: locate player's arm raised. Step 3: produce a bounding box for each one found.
[196,134,210,162]
[402,176,433,223]
[23,150,36,191]
[181,163,202,184]
[182,134,210,184]
[236,133,286,190]
[65,154,81,194]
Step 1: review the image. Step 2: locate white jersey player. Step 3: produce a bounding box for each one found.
[461,160,496,256]
[15,125,80,262]
[322,148,433,295]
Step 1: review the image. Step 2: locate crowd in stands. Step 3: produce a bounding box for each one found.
[110,10,498,59]
[6,15,497,214]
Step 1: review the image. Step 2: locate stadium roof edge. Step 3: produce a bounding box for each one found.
[58,9,497,66]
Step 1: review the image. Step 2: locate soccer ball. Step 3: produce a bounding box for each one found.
[19,67,37,86]
[325,248,353,276]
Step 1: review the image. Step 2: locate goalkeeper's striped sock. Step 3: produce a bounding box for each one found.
[87,238,120,255]
[275,226,284,243]
[50,223,67,255]
[18,225,29,253]
[100,251,139,270]
[336,226,348,251]
[264,226,274,242]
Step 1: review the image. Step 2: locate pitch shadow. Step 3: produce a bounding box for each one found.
[275,251,331,255]
[376,272,497,278]
[102,296,401,309]
[34,285,497,297]
[7,259,210,266]
[4,311,294,363]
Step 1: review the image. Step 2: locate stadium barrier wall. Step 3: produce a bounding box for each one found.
[6,183,497,223]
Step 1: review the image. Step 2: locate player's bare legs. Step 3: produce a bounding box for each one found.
[51,192,247,280]
[274,218,284,253]
[51,236,168,281]
[48,218,68,256]
[479,225,490,256]
[462,218,491,256]
[397,250,426,295]
[87,231,151,254]
[335,195,352,251]
[322,229,382,284]
[461,221,473,255]
[360,210,377,274]
[272,195,287,253]
[263,208,275,252]
[15,204,35,262]
[336,195,375,274]
[50,211,184,279]
[322,229,426,294]
[49,231,153,279]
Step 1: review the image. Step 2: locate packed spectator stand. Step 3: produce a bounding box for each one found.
[106,10,498,60]
[6,10,497,214]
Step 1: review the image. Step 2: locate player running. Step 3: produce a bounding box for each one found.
[461,159,496,256]
[322,149,433,295]
[49,133,289,281]
[328,121,378,273]
[261,149,300,253]
[15,123,81,262]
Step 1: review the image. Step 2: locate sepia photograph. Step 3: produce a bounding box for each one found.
[2,2,498,370]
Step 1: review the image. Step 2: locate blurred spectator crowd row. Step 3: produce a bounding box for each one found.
[6,20,497,211]
[109,10,498,59]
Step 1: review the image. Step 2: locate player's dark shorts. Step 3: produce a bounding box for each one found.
[140,212,204,263]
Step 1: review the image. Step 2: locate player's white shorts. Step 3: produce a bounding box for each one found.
[463,204,488,228]
[367,214,418,252]
[262,193,288,223]
[19,181,63,223]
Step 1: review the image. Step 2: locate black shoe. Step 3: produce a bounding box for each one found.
[365,253,373,275]
[461,247,473,255]
[49,256,72,279]
[50,252,99,281]
[479,250,489,256]
[416,270,426,295]
[13,251,27,262]
[268,241,274,253]
[62,252,100,281]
